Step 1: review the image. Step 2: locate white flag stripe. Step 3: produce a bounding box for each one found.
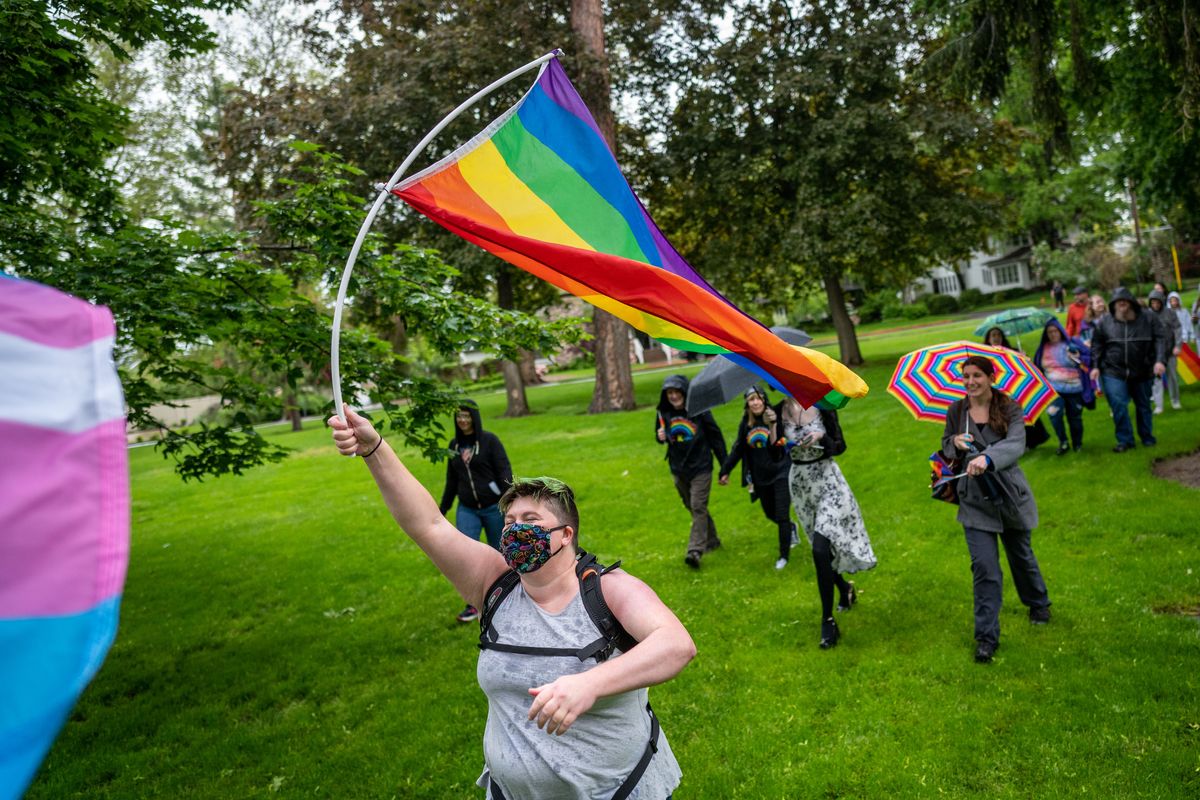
[0,331,124,433]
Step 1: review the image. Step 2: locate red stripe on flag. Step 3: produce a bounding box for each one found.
[397,187,838,407]
[1178,342,1200,384]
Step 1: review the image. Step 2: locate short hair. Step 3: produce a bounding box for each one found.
[500,476,581,535]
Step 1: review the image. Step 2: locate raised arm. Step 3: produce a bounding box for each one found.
[526,570,696,735]
[330,406,507,608]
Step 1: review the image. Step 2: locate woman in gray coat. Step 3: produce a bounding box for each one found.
[941,355,1052,664]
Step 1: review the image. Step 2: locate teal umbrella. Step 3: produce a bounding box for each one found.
[973,307,1056,350]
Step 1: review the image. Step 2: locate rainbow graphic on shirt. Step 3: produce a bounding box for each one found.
[668,418,698,442]
[747,425,772,449]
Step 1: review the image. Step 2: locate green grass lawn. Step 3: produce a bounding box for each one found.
[27,315,1200,799]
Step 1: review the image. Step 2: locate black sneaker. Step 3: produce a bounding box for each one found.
[684,552,701,569]
[1029,606,1051,625]
[819,617,840,649]
[836,582,858,612]
[1056,443,1070,455]
[1112,443,1135,453]
[456,604,479,623]
[974,641,998,663]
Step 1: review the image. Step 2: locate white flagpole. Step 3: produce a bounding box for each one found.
[330,49,564,424]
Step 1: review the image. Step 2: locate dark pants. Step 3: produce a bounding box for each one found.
[964,526,1051,646]
[1046,392,1084,448]
[673,471,720,556]
[1101,374,1155,447]
[812,533,851,619]
[755,477,794,560]
[455,503,503,549]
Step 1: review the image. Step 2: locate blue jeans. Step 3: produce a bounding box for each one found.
[1101,374,1155,447]
[456,503,504,549]
[1045,391,1084,448]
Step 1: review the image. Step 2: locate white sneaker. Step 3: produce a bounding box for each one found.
[775,558,788,570]
[1172,401,1182,410]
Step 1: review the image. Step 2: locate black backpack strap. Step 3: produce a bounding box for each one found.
[576,551,638,662]
[488,703,659,800]
[478,569,521,647]
[611,703,660,800]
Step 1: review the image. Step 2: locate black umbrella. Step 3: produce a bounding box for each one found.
[685,326,812,416]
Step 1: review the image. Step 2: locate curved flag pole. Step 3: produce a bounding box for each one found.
[330,48,564,424]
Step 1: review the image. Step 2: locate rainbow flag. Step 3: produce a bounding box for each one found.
[1179,342,1200,385]
[393,58,866,409]
[0,277,130,798]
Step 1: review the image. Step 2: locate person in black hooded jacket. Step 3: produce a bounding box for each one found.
[656,374,727,569]
[718,386,797,570]
[439,400,513,621]
[1088,287,1168,452]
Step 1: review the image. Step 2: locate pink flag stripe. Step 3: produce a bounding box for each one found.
[0,279,116,349]
[0,331,124,433]
[0,418,130,618]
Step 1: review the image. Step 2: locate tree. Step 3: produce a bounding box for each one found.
[926,0,1200,239]
[571,0,636,411]
[645,0,1006,365]
[2,1,579,480]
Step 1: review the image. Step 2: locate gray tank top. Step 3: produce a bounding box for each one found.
[475,583,682,800]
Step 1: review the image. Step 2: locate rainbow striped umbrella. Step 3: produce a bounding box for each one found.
[887,340,1057,424]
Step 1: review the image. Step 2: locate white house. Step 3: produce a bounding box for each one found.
[913,236,1040,298]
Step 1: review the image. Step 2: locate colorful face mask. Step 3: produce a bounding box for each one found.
[500,522,567,574]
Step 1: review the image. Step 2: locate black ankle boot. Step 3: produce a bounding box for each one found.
[819,617,840,649]
[836,582,857,612]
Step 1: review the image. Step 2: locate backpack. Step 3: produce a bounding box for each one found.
[477,550,659,800]
[478,550,637,662]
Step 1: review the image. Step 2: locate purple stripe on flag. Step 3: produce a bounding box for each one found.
[0,279,115,349]
[0,419,129,618]
[536,59,736,304]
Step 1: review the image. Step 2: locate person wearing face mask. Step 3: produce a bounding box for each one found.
[718,386,797,570]
[1089,287,1169,452]
[942,356,1052,664]
[655,374,727,569]
[329,407,695,800]
[438,400,514,623]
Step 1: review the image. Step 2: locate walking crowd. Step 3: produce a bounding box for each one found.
[328,282,1197,800]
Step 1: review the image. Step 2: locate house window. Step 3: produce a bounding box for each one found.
[983,270,994,287]
[934,274,960,295]
[993,263,1021,286]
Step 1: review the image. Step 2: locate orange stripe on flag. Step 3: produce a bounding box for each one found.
[1178,342,1200,385]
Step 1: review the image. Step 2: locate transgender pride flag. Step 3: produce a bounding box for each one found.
[0,277,130,799]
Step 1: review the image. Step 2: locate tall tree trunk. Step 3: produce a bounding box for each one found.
[572,0,636,413]
[823,268,863,367]
[284,390,303,432]
[518,348,543,385]
[496,264,529,416]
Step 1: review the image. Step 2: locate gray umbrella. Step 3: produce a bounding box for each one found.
[685,326,812,416]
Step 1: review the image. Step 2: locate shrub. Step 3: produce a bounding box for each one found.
[926,294,959,314]
[901,301,928,320]
[991,290,1008,304]
[958,288,984,309]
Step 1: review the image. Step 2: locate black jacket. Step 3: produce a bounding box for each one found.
[1091,287,1169,382]
[655,374,727,479]
[438,401,513,513]
[720,402,789,487]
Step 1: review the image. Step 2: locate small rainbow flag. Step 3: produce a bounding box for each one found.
[1179,342,1200,385]
[393,57,866,410]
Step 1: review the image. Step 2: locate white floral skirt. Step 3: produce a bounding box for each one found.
[789,459,877,574]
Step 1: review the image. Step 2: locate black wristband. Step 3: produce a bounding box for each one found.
[362,436,384,459]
